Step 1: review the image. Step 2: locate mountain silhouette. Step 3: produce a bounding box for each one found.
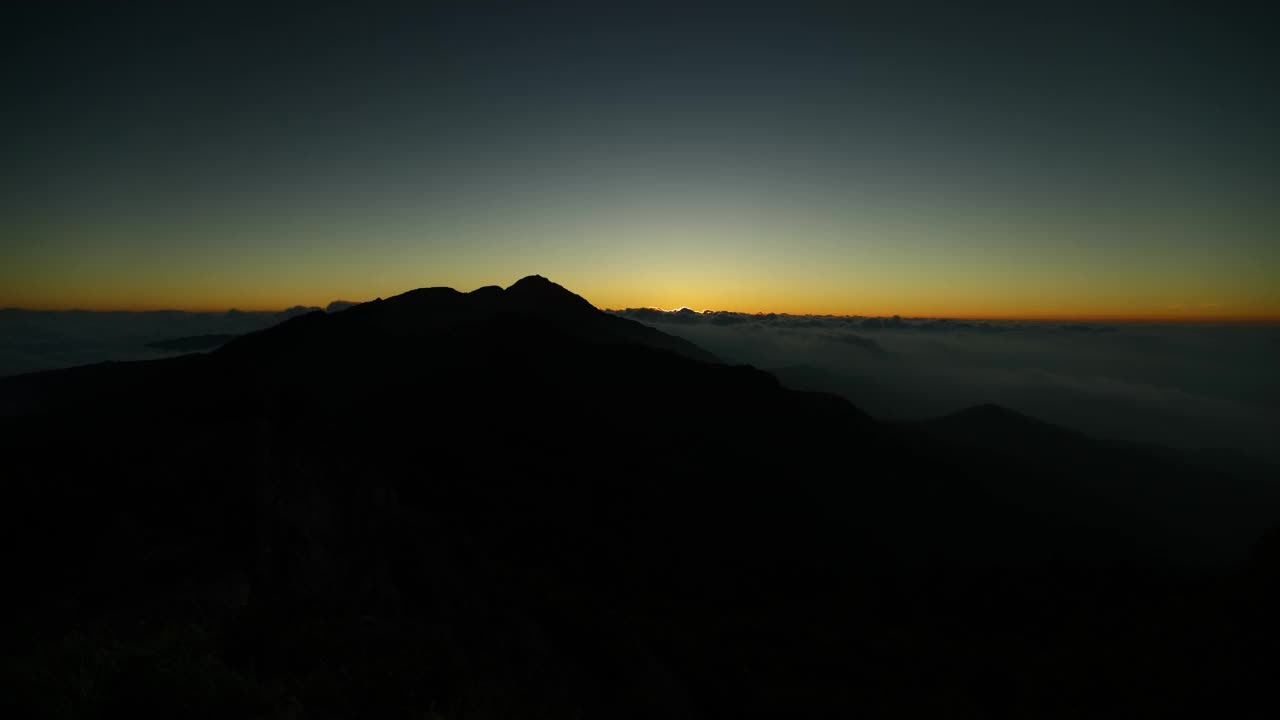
[217,275,718,366]
[2,276,1277,718]
[917,403,1280,566]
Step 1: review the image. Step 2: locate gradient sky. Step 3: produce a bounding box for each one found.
[3,1,1278,318]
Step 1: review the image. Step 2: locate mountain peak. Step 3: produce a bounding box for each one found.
[506,274,557,292]
[511,273,546,283]
[505,275,596,312]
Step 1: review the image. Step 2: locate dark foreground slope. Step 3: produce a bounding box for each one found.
[145,333,239,352]
[2,277,1278,718]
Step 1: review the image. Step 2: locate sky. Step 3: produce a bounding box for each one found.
[3,1,1278,318]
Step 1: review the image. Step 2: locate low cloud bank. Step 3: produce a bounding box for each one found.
[0,302,362,377]
[612,308,1280,459]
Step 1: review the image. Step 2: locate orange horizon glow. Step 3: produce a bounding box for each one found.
[4,263,1278,323]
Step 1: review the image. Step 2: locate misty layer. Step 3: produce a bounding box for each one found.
[0,303,360,377]
[612,307,1280,460]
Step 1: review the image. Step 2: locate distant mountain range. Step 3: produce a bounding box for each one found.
[2,276,1277,718]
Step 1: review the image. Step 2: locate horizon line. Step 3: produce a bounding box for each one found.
[5,303,1278,324]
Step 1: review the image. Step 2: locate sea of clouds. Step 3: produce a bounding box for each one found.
[0,301,358,378]
[612,307,1280,460]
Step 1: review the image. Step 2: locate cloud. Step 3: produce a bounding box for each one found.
[0,299,380,377]
[611,307,1280,460]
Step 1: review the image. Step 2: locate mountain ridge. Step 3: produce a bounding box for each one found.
[3,275,1278,718]
[217,275,720,366]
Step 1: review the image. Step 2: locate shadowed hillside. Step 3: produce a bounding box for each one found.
[2,276,1277,718]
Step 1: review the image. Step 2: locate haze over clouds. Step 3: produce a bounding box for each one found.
[0,302,361,377]
[613,307,1280,460]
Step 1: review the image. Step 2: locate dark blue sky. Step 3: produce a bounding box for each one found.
[3,1,1277,316]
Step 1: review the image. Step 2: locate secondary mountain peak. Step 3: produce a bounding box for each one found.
[923,401,1089,452]
[468,285,504,299]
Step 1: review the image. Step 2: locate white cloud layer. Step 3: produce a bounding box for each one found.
[612,308,1280,460]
